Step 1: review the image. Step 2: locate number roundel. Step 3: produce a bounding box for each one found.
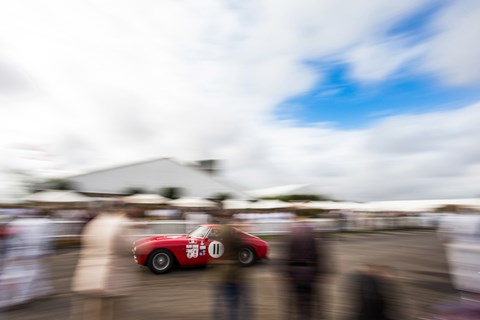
[208,241,224,258]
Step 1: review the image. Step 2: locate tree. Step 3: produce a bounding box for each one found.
[159,187,183,199]
[8,168,40,194]
[42,178,78,191]
[123,187,147,196]
[209,193,232,202]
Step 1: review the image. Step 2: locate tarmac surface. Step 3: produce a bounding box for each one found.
[2,231,456,319]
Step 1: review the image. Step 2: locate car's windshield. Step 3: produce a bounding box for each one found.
[189,226,209,238]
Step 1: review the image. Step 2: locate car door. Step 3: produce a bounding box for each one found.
[204,227,225,263]
[184,236,205,265]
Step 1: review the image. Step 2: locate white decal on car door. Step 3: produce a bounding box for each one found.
[208,241,224,258]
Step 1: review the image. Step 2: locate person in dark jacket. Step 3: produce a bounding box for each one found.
[211,224,248,320]
[350,265,400,320]
[284,221,329,320]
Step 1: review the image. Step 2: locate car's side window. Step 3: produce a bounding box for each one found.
[208,228,222,241]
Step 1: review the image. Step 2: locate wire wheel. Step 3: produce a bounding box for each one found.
[148,249,174,274]
[238,247,255,266]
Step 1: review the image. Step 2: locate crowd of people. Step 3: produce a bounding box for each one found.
[0,204,480,319]
[0,210,54,309]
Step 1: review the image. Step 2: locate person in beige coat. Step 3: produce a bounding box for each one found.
[70,204,137,320]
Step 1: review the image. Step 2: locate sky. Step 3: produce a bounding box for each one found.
[1,0,480,201]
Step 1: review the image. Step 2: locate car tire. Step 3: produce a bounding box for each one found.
[147,249,174,274]
[238,247,256,266]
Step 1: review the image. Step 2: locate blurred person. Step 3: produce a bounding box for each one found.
[348,265,402,320]
[420,300,480,320]
[426,214,480,319]
[70,201,137,320]
[0,216,13,274]
[438,214,480,296]
[0,215,16,298]
[0,210,54,309]
[338,210,349,231]
[211,224,253,320]
[284,221,329,320]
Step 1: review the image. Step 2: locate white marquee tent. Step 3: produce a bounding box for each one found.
[23,190,92,203]
[223,199,293,210]
[168,197,217,208]
[122,193,169,204]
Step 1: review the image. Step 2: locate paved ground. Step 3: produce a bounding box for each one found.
[2,231,456,319]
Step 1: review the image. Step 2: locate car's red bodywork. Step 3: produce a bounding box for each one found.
[133,224,268,270]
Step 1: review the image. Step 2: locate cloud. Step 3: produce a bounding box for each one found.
[342,0,480,86]
[0,0,479,200]
[225,103,480,200]
[420,0,480,85]
[345,40,423,82]
[0,61,32,95]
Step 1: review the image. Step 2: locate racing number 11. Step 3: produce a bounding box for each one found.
[212,243,220,255]
[208,241,224,258]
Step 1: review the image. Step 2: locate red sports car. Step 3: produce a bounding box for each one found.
[133,224,269,274]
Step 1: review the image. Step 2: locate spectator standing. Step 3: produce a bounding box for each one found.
[348,265,402,320]
[0,211,54,309]
[284,221,329,320]
[211,224,253,320]
[70,203,137,320]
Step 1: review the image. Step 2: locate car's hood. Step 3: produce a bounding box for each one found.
[135,234,191,246]
[152,235,187,240]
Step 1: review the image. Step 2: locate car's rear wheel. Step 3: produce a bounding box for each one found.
[238,247,256,266]
[147,249,174,274]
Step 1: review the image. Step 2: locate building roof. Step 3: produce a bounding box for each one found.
[23,190,92,203]
[68,158,251,199]
[303,198,480,212]
[247,184,320,198]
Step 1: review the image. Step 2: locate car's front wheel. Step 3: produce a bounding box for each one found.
[238,247,256,266]
[147,249,174,274]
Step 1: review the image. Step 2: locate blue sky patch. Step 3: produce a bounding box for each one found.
[276,1,479,129]
[386,1,447,44]
[277,62,480,129]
